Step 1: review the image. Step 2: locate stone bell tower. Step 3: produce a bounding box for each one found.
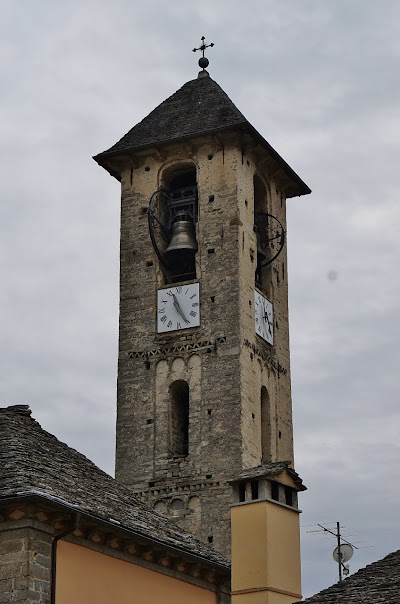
[94,59,310,557]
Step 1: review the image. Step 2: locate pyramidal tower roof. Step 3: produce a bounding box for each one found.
[97,74,247,157]
[94,72,311,197]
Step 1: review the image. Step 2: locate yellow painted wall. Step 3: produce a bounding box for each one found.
[231,501,301,604]
[56,541,218,604]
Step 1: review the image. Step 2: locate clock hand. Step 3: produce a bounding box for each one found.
[263,304,272,335]
[172,294,190,324]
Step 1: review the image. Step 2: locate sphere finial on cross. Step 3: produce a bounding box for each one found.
[192,36,214,70]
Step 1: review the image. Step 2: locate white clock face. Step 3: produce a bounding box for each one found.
[254,290,274,345]
[157,283,201,333]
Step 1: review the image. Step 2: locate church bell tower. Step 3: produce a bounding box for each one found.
[94,51,310,557]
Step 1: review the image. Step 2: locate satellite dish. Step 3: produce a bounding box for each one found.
[333,544,354,563]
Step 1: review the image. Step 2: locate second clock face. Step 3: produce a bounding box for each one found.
[254,290,274,345]
[157,283,200,333]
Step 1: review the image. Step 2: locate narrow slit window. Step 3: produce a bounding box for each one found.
[251,481,259,500]
[271,481,279,502]
[261,386,271,462]
[169,380,189,456]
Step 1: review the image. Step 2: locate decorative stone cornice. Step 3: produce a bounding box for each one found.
[122,336,227,362]
[0,500,230,590]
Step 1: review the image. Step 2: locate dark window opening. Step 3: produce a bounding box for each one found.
[169,170,197,191]
[254,175,271,293]
[251,481,259,500]
[208,535,213,543]
[169,380,189,456]
[261,386,271,463]
[239,482,246,503]
[285,486,293,507]
[271,481,279,502]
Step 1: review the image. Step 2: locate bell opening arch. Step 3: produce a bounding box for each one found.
[158,163,199,284]
[253,174,272,294]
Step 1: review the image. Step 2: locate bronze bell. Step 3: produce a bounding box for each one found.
[164,213,198,264]
[256,230,267,265]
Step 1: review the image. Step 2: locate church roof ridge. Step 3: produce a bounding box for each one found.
[0,405,229,570]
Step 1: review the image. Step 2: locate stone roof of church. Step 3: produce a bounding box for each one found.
[229,460,306,491]
[297,549,400,603]
[93,73,311,198]
[0,404,229,570]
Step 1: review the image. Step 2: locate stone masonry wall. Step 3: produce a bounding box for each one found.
[115,132,296,557]
[236,153,294,469]
[0,523,52,603]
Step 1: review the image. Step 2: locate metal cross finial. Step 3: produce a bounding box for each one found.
[192,36,214,70]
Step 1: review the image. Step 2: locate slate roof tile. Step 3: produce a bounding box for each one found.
[94,75,247,158]
[0,405,229,570]
[297,549,400,603]
[229,460,306,491]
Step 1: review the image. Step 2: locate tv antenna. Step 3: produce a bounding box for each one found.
[307,521,358,581]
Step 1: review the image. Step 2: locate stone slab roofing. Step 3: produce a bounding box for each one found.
[229,461,306,491]
[93,73,311,198]
[297,549,400,603]
[0,404,229,570]
[95,73,247,158]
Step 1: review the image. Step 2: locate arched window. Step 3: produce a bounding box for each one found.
[254,174,267,214]
[161,165,198,284]
[261,386,271,462]
[169,380,189,456]
[253,175,271,292]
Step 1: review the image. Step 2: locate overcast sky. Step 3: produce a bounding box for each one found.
[1,0,399,598]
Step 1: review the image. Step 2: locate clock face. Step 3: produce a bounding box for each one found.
[157,283,200,333]
[254,290,274,345]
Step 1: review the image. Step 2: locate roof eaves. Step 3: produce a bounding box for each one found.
[93,122,247,163]
[0,492,230,573]
[94,122,311,198]
[244,123,311,197]
[227,461,307,491]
